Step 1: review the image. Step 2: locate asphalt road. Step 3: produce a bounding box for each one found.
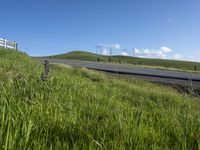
[39,58,200,88]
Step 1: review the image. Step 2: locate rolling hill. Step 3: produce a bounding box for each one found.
[43,51,200,72]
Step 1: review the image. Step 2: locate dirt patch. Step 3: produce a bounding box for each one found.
[153,82,200,98]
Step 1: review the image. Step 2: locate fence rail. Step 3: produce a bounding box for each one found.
[0,38,18,50]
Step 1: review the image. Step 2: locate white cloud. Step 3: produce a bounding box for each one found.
[121,51,128,56]
[102,48,110,55]
[160,46,172,53]
[113,44,121,49]
[134,48,140,54]
[134,46,172,59]
[173,54,184,60]
[100,43,121,49]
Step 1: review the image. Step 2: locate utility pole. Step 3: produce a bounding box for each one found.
[96,45,103,55]
[122,49,128,56]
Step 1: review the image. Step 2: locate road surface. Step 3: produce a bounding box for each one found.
[39,59,200,88]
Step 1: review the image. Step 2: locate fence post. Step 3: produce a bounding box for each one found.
[14,42,18,50]
[109,57,111,62]
[3,38,6,48]
[194,65,197,71]
[41,60,50,81]
[119,58,121,64]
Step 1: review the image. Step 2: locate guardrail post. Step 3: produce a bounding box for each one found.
[3,38,6,48]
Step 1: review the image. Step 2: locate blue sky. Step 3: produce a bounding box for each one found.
[1,0,200,61]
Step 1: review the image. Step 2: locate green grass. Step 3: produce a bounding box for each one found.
[1,48,200,149]
[42,50,200,72]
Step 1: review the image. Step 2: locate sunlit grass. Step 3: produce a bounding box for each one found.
[1,48,200,149]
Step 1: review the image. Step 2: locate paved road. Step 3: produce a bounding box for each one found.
[39,58,200,88]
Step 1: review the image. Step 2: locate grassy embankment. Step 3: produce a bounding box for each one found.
[43,51,200,73]
[1,48,200,149]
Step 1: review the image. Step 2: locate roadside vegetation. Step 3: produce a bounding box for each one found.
[42,51,200,73]
[1,48,200,149]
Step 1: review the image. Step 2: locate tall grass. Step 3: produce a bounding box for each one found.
[0,48,200,149]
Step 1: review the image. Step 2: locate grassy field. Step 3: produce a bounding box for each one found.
[1,48,200,149]
[43,51,200,72]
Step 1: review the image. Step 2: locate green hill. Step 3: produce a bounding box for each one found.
[1,48,200,149]
[46,51,116,62]
[44,51,200,72]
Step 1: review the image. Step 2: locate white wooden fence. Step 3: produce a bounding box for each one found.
[0,38,18,50]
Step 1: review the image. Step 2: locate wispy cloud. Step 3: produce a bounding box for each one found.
[98,44,200,62]
[99,43,122,55]
[173,54,184,60]
[100,43,121,49]
[121,51,128,56]
[160,46,172,53]
[102,48,110,55]
[134,46,172,59]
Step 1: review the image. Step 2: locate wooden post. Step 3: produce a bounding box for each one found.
[44,60,50,77]
[15,42,18,50]
[14,42,16,50]
[109,57,111,62]
[41,60,50,81]
[194,65,197,71]
[3,38,6,48]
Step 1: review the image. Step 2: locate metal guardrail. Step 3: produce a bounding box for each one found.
[0,38,18,50]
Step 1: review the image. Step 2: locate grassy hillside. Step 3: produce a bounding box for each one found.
[45,51,200,72]
[1,48,200,149]
[46,51,118,62]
